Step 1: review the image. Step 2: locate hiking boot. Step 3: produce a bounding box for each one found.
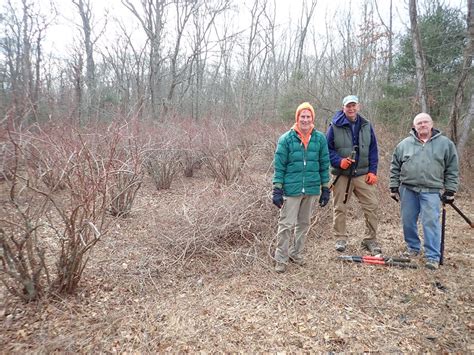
[290,257,306,266]
[361,238,382,255]
[275,262,286,273]
[335,240,347,252]
[425,259,439,270]
[402,248,420,258]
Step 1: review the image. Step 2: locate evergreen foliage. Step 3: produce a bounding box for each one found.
[383,4,467,121]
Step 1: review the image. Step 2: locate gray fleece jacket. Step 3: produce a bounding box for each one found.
[389,128,459,192]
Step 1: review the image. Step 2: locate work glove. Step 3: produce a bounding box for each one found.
[319,187,331,207]
[272,187,284,209]
[365,172,377,185]
[390,187,399,202]
[441,190,455,204]
[340,157,354,170]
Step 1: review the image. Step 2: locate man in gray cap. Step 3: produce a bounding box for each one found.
[326,95,381,255]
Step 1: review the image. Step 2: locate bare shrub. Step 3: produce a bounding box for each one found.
[28,144,69,191]
[181,149,203,178]
[200,121,252,185]
[0,161,50,301]
[175,119,204,178]
[202,146,250,185]
[145,149,182,190]
[0,121,138,301]
[157,177,275,265]
[0,139,15,181]
[108,129,147,217]
[109,169,143,217]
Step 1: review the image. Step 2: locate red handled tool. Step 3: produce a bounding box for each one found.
[338,255,418,269]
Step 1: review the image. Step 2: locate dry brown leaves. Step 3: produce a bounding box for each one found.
[1,136,473,353]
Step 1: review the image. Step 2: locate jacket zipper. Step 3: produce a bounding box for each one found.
[302,142,307,194]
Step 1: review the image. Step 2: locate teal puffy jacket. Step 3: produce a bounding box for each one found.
[273,129,330,196]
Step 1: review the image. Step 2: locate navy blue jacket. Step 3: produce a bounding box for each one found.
[326,110,378,176]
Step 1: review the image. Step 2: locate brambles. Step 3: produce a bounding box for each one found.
[145,149,182,190]
[109,169,143,217]
[0,121,146,300]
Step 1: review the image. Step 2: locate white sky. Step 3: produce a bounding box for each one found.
[6,0,468,55]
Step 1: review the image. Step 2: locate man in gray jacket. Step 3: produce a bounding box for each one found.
[389,113,459,270]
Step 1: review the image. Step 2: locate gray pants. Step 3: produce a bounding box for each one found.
[274,195,317,263]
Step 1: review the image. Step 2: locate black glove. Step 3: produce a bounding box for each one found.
[390,187,399,202]
[441,190,455,204]
[272,188,284,208]
[319,187,331,207]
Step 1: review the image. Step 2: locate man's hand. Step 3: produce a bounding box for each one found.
[365,172,377,185]
[390,187,399,202]
[441,190,455,204]
[272,187,284,208]
[340,157,355,170]
[319,187,331,207]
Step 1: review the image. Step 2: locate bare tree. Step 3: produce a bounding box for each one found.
[263,0,279,115]
[374,0,393,84]
[115,22,148,119]
[409,0,429,113]
[163,0,198,116]
[0,0,53,123]
[122,0,168,120]
[448,0,473,155]
[188,0,230,120]
[457,93,474,159]
[72,0,108,121]
[294,0,317,78]
[69,49,84,121]
[237,0,269,120]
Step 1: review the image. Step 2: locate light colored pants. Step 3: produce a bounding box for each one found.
[400,185,441,262]
[332,174,378,240]
[274,195,317,263]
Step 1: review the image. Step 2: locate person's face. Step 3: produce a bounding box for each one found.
[298,109,313,133]
[414,116,433,137]
[343,102,359,121]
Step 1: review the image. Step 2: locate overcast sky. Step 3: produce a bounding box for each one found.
[6,0,467,54]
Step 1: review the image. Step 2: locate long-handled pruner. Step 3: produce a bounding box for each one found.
[440,202,472,266]
[440,203,447,265]
[343,147,358,204]
[329,175,341,191]
[337,255,418,269]
[449,202,474,228]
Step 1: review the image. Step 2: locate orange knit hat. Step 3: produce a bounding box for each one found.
[295,102,315,123]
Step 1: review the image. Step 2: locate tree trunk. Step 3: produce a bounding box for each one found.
[409,0,429,113]
[448,0,473,148]
[294,0,317,78]
[456,92,474,160]
[73,0,97,120]
[375,0,393,84]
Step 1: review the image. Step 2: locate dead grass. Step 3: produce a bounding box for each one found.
[1,127,473,353]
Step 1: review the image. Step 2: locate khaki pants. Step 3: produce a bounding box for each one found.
[274,195,317,263]
[332,175,378,240]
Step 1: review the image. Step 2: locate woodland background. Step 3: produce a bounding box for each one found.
[0,0,473,352]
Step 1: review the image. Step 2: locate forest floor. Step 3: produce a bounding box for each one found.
[1,137,473,353]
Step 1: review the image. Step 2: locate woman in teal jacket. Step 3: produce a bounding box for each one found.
[272,102,330,273]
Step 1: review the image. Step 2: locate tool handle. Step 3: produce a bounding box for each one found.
[449,203,474,228]
[440,204,446,265]
[363,255,411,263]
[343,147,358,204]
[330,174,341,191]
[385,261,418,269]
